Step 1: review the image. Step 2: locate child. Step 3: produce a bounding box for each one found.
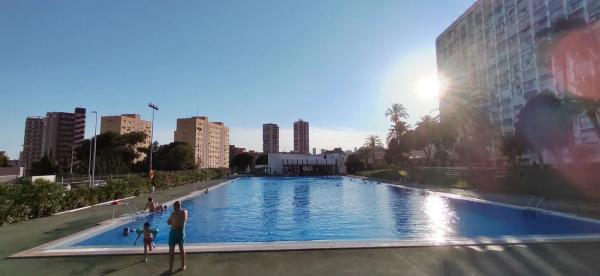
[134,222,159,262]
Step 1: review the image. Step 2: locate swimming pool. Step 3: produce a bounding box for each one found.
[15,177,600,256]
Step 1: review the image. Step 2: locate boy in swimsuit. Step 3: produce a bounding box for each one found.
[134,222,159,262]
[146,197,156,212]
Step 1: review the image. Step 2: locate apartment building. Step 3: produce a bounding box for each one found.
[262,123,279,154]
[293,119,310,154]
[20,116,45,172]
[437,0,600,161]
[43,107,86,168]
[174,116,230,168]
[101,114,152,160]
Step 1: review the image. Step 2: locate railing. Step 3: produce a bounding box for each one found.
[112,201,142,222]
[524,196,558,215]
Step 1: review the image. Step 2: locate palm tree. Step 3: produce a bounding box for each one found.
[364,135,383,165]
[387,121,409,146]
[385,103,408,124]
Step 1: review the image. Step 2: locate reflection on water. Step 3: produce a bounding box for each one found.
[423,193,457,242]
[261,180,280,230]
[293,184,311,223]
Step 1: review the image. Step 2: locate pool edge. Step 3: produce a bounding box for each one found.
[11,176,600,258]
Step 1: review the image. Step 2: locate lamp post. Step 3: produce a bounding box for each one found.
[91,111,98,186]
[148,103,159,176]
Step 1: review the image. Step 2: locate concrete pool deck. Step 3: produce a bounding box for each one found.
[1,177,600,275]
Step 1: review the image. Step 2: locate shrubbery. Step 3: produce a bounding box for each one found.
[0,169,227,226]
[356,169,404,181]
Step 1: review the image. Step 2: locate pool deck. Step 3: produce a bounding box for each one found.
[1,177,600,275]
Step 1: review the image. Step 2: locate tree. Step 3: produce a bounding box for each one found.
[515,92,573,165]
[76,131,148,174]
[345,153,365,174]
[355,147,371,168]
[441,87,494,165]
[501,134,527,168]
[414,115,438,163]
[387,121,409,146]
[152,142,196,171]
[385,103,408,124]
[433,150,450,166]
[364,135,383,165]
[0,152,8,167]
[30,155,59,176]
[540,18,600,141]
[230,152,254,172]
[255,154,268,166]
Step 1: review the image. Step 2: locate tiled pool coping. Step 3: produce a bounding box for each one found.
[11,177,600,258]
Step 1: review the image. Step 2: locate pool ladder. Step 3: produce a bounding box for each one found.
[524,196,558,215]
[112,202,143,222]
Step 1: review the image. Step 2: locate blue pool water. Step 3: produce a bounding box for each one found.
[73,177,600,247]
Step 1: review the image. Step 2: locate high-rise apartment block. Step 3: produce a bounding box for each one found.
[101,114,152,159]
[293,119,309,154]
[174,116,230,168]
[42,107,86,168]
[262,123,279,154]
[437,0,600,160]
[20,116,45,171]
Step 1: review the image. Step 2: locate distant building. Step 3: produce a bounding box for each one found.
[101,114,152,161]
[43,107,86,169]
[267,152,347,176]
[20,116,45,172]
[262,123,279,154]
[174,116,229,169]
[312,148,316,155]
[229,145,246,161]
[0,166,24,183]
[324,147,344,154]
[293,119,309,154]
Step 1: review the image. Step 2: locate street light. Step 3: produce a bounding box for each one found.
[91,111,98,186]
[148,103,159,177]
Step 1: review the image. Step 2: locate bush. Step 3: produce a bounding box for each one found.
[0,168,227,226]
[356,169,403,181]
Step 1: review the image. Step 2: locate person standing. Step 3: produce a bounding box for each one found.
[167,200,188,273]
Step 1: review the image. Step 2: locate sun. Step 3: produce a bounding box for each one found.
[415,75,443,100]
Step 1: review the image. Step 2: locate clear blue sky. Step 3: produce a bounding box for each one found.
[0,0,474,158]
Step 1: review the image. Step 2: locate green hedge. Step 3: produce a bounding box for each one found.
[356,166,598,201]
[0,169,227,226]
[356,169,405,181]
[410,167,597,201]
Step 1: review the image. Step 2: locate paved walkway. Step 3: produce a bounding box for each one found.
[1,178,600,275]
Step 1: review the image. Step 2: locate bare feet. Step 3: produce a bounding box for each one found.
[181,265,187,271]
[144,257,148,262]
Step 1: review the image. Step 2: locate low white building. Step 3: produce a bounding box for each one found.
[267,153,347,176]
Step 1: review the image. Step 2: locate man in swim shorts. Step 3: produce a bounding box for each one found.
[167,200,188,273]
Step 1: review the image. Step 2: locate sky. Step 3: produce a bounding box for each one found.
[0,0,474,158]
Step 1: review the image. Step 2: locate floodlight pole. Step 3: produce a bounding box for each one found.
[148,103,159,175]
